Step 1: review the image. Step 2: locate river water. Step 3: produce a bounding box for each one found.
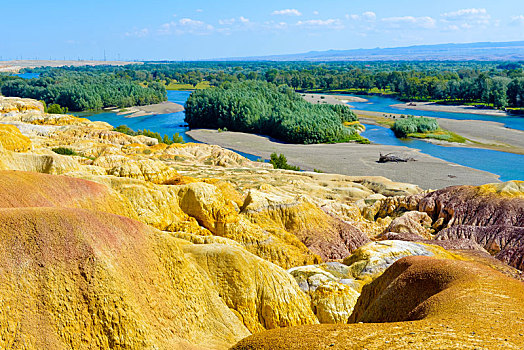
[81,90,524,181]
[350,95,524,131]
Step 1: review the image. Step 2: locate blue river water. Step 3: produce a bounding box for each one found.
[80,90,524,181]
[81,91,261,161]
[361,123,524,182]
[350,94,524,131]
[12,73,40,79]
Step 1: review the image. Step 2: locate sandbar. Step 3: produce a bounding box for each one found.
[187,129,500,190]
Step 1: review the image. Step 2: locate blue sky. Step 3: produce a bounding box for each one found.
[2,0,524,60]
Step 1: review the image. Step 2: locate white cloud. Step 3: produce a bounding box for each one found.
[195,9,203,13]
[272,9,302,16]
[362,11,376,21]
[441,8,491,26]
[159,18,214,35]
[382,16,436,29]
[219,18,236,25]
[511,15,524,25]
[297,18,344,29]
[346,11,376,21]
[218,16,250,25]
[313,11,319,15]
[125,28,150,38]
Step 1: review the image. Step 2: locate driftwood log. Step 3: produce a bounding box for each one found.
[378,153,416,163]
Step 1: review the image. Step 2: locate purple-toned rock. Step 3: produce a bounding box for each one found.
[437,225,524,270]
[418,184,524,229]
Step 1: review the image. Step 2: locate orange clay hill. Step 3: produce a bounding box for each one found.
[232,255,524,349]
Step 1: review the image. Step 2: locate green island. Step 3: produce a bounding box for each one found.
[391,115,467,143]
[185,81,368,144]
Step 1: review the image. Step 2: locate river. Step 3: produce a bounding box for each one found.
[349,95,524,131]
[81,90,524,181]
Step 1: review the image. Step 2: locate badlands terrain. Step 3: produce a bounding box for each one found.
[0,96,522,349]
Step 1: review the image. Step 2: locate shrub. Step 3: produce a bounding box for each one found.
[269,153,300,171]
[47,103,69,114]
[391,116,439,138]
[52,147,77,156]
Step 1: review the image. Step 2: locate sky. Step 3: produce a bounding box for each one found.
[2,0,524,61]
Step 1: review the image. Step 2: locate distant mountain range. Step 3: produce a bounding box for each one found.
[222,41,524,61]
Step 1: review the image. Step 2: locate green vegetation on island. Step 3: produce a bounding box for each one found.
[391,115,466,143]
[185,81,363,144]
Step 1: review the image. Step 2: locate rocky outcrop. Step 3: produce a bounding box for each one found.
[288,263,360,324]
[232,256,524,349]
[342,240,457,283]
[0,170,137,219]
[240,189,370,261]
[183,243,318,333]
[418,182,524,228]
[437,225,524,270]
[384,210,433,239]
[0,96,44,114]
[0,124,31,151]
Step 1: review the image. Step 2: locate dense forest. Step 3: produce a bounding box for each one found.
[0,71,166,111]
[185,81,361,144]
[2,60,524,111]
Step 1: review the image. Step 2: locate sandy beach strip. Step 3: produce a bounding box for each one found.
[113,101,184,118]
[390,101,510,117]
[187,129,499,190]
[301,93,368,105]
[354,110,524,155]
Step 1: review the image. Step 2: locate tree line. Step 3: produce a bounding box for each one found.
[5,60,524,110]
[0,71,166,111]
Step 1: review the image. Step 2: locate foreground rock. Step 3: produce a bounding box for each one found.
[232,256,524,349]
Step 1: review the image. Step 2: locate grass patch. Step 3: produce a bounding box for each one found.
[408,129,467,143]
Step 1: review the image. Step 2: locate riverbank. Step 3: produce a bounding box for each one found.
[109,101,184,118]
[187,129,500,189]
[355,110,524,155]
[390,101,510,117]
[301,93,368,106]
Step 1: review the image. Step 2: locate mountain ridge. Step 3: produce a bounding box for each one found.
[216,40,524,61]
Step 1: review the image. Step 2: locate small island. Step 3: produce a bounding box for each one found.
[185,81,368,144]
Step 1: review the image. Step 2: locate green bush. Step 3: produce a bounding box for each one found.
[52,147,77,156]
[269,153,300,171]
[47,103,69,114]
[391,116,439,138]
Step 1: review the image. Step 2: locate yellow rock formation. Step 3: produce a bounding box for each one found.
[0,124,31,152]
